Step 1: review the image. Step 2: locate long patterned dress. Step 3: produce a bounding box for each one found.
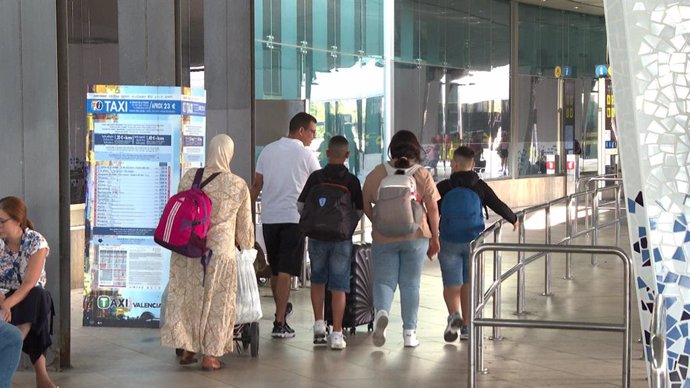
[161,167,254,356]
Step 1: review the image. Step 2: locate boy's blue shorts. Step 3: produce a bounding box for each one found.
[308,239,352,292]
[438,239,471,287]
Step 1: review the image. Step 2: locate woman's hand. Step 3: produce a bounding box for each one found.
[427,236,440,259]
[0,304,11,322]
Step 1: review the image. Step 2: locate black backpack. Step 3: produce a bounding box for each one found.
[299,182,359,241]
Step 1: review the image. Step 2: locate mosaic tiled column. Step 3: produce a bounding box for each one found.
[604,1,690,385]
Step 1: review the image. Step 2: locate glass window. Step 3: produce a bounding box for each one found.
[255,1,385,179]
[394,0,510,181]
[516,76,560,177]
[581,79,600,172]
[519,4,606,78]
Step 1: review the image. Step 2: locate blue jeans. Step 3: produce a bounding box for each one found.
[308,239,353,292]
[372,238,429,330]
[438,239,471,286]
[0,321,23,388]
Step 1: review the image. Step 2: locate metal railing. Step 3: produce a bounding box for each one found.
[650,293,670,388]
[468,244,632,388]
[471,176,625,342]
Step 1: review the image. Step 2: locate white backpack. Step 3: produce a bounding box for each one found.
[372,163,424,237]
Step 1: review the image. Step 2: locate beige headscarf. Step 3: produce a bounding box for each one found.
[206,134,234,172]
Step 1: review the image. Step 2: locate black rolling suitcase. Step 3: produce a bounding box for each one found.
[325,243,375,334]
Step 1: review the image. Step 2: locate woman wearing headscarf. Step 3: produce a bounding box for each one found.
[161,134,254,371]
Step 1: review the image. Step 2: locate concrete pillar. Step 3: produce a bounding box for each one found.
[118,0,176,85]
[204,0,253,182]
[0,0,64,367]
[604,0,690,384]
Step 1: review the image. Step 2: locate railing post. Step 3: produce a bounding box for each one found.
[543,206,552,296]
[469,248,477,387]
[615,186,621,246]
[585,189,590,244]
[476,249,485,374]
[650,293,668,388]
[517,214,526,315]
[592,191,599,265]
[491,226,503,340]
[622,249,631,388]
[565,195,574,279]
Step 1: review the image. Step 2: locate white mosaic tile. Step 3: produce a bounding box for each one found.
[605,0,690,384]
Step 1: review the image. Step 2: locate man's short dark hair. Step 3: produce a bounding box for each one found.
[289,112,317,134]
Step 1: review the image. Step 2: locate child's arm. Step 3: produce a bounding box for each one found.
[479,181,518,227]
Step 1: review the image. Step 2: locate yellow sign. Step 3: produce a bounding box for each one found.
[554,66,562,78]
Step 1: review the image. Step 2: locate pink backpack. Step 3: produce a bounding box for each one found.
[154,168,220,285]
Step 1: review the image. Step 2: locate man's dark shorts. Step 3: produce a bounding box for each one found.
[262,223,305,276]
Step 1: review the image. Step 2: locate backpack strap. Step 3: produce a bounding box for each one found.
[192,168,205,189]
[383,162,422,176]
[200,173,221,189]
[191,168,221,190]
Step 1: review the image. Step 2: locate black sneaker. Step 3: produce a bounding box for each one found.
[284,321,295,335]
[271,320,296,338]
[275,302,293,321]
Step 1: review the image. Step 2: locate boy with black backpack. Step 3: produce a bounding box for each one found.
[297,135,363,350]
[437,146,519,341]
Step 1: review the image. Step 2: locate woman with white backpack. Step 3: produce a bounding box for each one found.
[362,130,441,348]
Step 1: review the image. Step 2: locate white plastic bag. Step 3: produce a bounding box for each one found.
[235,248,263,324]
[255,223,268,266]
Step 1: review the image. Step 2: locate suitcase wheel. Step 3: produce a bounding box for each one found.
[349,327,356,335]
[368,322,374,332]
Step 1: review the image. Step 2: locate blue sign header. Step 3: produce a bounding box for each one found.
[87,99,206,116]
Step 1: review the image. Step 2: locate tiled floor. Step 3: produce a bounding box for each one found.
[11,209,650,388]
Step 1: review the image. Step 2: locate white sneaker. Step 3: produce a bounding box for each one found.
[313,320,327,345]
[329,331,347,350]
[403,329,419,347]
[372,310,389,347]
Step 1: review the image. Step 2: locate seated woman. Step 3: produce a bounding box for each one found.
[0,196,57,388]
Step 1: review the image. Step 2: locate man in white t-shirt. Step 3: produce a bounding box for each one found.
[251,112,321,338]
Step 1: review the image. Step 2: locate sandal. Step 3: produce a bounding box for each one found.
[179,350,198,365]
[201,356,224,371]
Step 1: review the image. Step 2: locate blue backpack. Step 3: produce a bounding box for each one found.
[440,184,488,243]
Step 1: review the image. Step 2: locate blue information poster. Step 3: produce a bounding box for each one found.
[83,85,206,327]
